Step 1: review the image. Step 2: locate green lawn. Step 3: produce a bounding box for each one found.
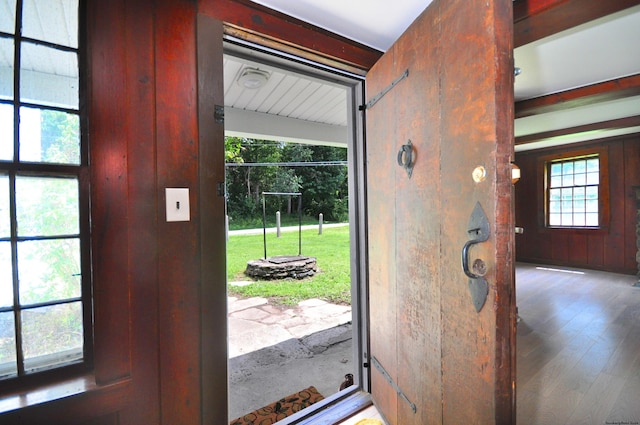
[226,225,351,305]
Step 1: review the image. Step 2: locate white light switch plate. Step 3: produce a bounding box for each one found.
[166,188,190,222]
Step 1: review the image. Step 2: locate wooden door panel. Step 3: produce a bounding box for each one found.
[366,0,515,423]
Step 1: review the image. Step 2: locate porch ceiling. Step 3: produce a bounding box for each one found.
[225,1,640,152]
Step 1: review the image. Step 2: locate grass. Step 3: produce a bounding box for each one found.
[226,225,351,305]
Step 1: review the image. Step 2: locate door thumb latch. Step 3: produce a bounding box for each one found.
[462,202,490,312]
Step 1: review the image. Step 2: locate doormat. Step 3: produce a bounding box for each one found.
[230,386,324,425]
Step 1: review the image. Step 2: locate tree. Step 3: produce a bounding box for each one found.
[224,137,348,223]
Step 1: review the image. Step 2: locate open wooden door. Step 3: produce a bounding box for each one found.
[365,0,516,423]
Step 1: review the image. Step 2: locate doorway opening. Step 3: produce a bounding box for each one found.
[222,40,368,422]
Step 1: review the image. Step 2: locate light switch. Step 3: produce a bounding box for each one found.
[166,188,190,222]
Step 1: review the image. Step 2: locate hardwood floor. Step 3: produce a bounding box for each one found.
[516,263,640,425]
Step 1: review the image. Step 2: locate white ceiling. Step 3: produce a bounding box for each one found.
[227,1,640,152]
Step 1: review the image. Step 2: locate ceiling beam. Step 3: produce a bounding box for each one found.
[514,0,640,48]
[515,114,640,145]
[515,74,640,118]
[199,0,383,72]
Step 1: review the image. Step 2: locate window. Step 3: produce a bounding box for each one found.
[0,0,89,382]
[547,155,600,227]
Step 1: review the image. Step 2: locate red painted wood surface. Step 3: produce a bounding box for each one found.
[154,1,202,424]
[366,0,515,423]
[514,0,639,48]
[118,0,161,422]
[198,0,382,72]
[515,135,640,274]
[87,0,132,386]
[515,74,640,119]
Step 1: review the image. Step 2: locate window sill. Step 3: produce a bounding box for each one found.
[0,373,131,421]
[540,225,609,235]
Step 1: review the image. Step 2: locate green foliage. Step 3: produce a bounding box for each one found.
[41,110,80,164]
[225,137,348,223]
[227,226,351,305]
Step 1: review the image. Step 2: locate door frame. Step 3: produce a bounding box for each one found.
[220,35,374,418]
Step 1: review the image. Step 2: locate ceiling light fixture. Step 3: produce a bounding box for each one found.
[237,67,271,90]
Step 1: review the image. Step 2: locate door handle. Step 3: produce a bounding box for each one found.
[462,202,490,312]
[397,140,414,178]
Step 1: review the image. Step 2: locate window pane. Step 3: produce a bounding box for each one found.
[22,0,78,48]
[18,238,81,305]
[0,103,12,160]
[562,162,574,175]
[573,213,585,227]
[573,160,586,174]
[22,302,83,373]
[573,173,586,186]
[549,213,560,226]
[20,43,78,109]
[586,171,599,185]
[587,158,599,172]
[550,176,562,188]
[0,0,16,34]
[0,174,8,236]
[561,213,572,226]
[574,199,585,213]
[16,176,79,237]
[550,163,562,176]
[562,174,573,186]
[586,213,598,226]
[586,200,598,213]
[0,37,13,101]
[549,201,561,213]
[0,242,11,308]
[19,107,80,164]
[0,311,17,378]
[561,188,572,200]
[585,186,598,200]
[549,188,561,201]
[573,187,585,200]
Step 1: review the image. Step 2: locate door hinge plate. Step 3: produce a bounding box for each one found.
[214,105,224,124]
[371,356,417,413]
[362,69,409,110]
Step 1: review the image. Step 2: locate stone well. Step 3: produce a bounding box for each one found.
[245,255,317,280]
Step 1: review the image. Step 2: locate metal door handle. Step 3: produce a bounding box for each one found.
[397,140,414,178]
[462,237,483,279]
[462,202,490,312]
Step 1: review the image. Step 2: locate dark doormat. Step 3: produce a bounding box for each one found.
[230,386,324,425]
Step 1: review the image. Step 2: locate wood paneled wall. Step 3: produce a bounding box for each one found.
[0,1,377,424]
[515,136,640,274]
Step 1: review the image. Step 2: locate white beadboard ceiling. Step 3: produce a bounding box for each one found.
[224,1,640,152]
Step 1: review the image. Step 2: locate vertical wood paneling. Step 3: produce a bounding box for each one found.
[568,234,588,265]
[120,0,160,423]
[588,233,605,267]
[154,0,201,423]
[515,136,640,274]
[87,0,132,384]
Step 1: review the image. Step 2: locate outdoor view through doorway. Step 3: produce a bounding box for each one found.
[222,44,366,422]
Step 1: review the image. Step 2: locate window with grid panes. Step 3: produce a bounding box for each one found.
[0,0,90,382]
[547,155,599,228]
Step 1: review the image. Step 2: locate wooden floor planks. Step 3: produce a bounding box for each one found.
[517,263,640,425]
[338,263,639,424]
